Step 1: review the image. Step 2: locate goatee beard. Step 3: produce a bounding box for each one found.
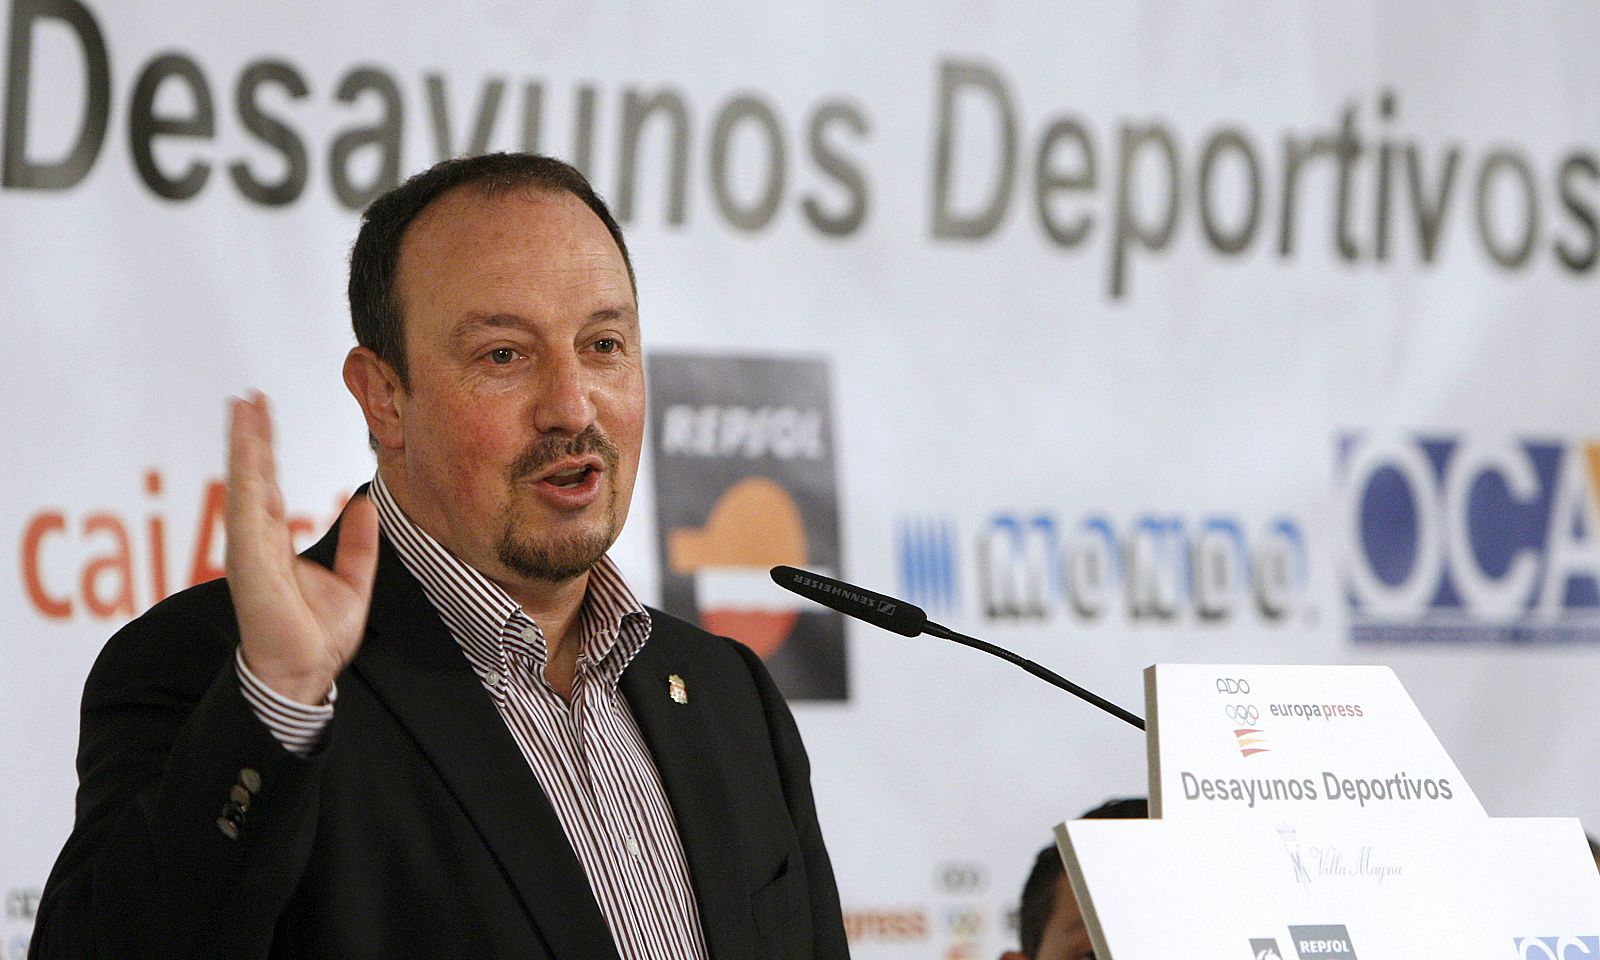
[496,425,622,582]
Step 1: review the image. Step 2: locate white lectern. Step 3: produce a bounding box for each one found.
[1056,664,1600,959]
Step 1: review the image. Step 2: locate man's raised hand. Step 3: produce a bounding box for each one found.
[226,393,380,704]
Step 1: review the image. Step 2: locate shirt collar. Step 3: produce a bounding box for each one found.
[369,474,652,686]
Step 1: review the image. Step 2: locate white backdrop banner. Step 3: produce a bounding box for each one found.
[5,2,1600,957]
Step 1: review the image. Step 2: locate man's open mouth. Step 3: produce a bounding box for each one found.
[544,465,596,488]
[533,455,605,491]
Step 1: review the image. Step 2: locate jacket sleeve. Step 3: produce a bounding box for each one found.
[730,642,852,960]
[30,595,329,960]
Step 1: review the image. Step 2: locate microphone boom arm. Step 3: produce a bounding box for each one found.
[768,564,1144,731]
[921,620,1146,730]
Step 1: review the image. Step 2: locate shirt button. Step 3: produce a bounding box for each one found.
[485,670,503,689]
[624,836,641,857]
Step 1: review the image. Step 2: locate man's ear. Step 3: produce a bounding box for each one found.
[343,347,406,450]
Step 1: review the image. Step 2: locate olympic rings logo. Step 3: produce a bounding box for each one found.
[1224,704,1260,726]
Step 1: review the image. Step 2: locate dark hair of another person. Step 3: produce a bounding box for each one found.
[347,152,635,390]
[1016,797,1148,958]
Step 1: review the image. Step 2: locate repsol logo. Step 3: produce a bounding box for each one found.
[1339,433,1600,644]
[1289,925,1358,960]
[967,511,1310,625]
[659,404,826,461]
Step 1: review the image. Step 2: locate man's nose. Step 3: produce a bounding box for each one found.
[533,352,597,435]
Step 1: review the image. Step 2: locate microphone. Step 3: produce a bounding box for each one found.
[768,565,928,637]
[769,565,1144,730]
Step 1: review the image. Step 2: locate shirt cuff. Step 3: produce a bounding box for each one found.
[235,647,336,757]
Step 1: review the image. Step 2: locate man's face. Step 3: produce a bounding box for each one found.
[1001,873,1095,960]
[1033,873,1095,960]
[382,185,643,587]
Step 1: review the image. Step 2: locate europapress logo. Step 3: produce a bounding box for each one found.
[1339,433,1600,644]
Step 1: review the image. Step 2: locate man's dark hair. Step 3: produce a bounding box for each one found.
[1016,797,1147,958]
[347,152,635,389]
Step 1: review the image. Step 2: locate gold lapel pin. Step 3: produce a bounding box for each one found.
[667,674,688,705]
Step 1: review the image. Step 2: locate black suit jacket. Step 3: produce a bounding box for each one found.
[32,515,850,960]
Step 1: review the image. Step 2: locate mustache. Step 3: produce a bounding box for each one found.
[508,425,619,481]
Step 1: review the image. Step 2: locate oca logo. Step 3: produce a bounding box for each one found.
[1338,434,1600,644]
[1514,937,1600,958]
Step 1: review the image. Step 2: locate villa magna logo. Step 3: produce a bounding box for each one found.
[648,354,847,700]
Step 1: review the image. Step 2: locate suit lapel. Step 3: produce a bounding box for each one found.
[349,533,621,960]
[620,617,759,960]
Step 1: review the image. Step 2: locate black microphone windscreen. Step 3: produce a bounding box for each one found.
[769,565,927,637]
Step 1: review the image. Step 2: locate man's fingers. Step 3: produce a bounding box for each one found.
[255,391,274,450]
[226,397,264,548]
[228,394,274,488]
[226,392,289,575]
[246,393,284,514]
[332,493,381,602]
[226,396,255,495]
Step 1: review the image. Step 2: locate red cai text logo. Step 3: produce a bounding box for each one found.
[19,470,345,621]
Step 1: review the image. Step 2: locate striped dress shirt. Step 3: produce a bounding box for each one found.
[239,476,711,960]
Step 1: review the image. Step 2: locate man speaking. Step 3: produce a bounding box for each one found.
[31,153,850,960]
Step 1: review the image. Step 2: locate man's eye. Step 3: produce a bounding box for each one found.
[592,338,619,354]
[488,348,518,364]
